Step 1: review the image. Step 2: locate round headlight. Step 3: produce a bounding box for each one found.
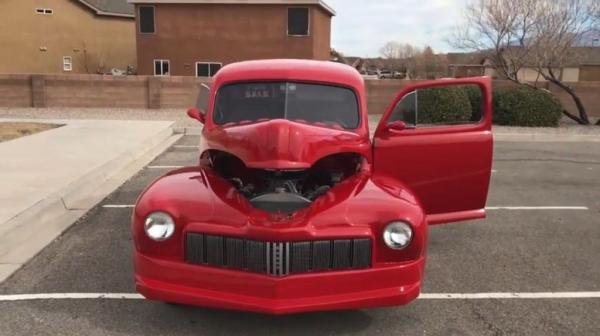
[383,221,413,250]
[144,212,175,241]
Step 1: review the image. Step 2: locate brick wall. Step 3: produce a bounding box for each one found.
[364,79,600,118]
[0,75,32,107]
[159,77,209,109]
[365,80,412,115]
[0,74,210,110]
[135,4,331,76]
[44,75,149,108]
[0,75,598,117]
[579,65,600,82]
[548,81,600,119]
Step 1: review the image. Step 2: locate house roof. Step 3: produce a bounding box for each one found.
[501,46,600,67]
[447,47,600,67]
[127,0,336,16]
[574,29,600,47]
[343,57,405,70]
[78,0,134,17]
[446,52,487,66]
[575,47,600,65]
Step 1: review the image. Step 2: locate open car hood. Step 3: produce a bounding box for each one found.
[203,120,371,169]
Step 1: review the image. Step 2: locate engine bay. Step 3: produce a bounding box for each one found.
[207,151,364,213]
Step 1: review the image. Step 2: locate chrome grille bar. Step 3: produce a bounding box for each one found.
[186,233,371,277]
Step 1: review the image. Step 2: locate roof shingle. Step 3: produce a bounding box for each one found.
[127,0,336,16]
[78,0,134,17]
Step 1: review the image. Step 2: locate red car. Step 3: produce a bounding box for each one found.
[132,59,493,314]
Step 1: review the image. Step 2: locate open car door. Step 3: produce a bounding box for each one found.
[373,77,493,225]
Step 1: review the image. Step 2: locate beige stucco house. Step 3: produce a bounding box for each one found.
[0,0,136,74]
[447,48,600,82]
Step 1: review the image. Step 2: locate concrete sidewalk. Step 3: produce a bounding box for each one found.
[176,118,600,142]
[3,107,599,133]
[0,119,180,282]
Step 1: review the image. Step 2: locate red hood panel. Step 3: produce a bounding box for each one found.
[203,120,371,169]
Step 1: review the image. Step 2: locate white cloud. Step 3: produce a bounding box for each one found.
[326,0,469,57]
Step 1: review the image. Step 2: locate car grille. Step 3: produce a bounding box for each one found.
[185,233,371,277]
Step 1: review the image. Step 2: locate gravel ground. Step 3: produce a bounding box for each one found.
[0,108,196,128]
[1,107,599,135]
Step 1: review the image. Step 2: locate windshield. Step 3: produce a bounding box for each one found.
[213,82,360,130]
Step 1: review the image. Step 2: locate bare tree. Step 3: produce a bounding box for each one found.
[414,46,435,79]
[77,41,106,74]
[380,41,402,59]
[379,41,421,74]
[380,41,419,59]
[450,0,543,84]
[452,0,596,125]
[76,41,92,74]
[330,48,347,64]
[531,0,594,124]
[590,0,600,22]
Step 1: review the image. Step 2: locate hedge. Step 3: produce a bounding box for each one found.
[493,86,563,127]
[417,86,473,124]
[464,85,483,121]
[404,84,562,127]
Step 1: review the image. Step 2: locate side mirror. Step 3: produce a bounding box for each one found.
[387,120,408,131]
[187,107,206,124]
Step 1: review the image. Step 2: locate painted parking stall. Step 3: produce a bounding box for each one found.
[1,136,599,335]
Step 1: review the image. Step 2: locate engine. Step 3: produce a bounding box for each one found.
[207,151,364,213]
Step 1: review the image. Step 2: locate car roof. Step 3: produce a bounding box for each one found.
[212,59,365,90]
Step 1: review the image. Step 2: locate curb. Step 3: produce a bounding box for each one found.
[173,127,202,135]
[0,127,182,283]
[493,133,600,142]
[173,126,600,142]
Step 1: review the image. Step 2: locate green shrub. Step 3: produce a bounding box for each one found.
[417,86,473,124]
[493,86,563,127]
[463,85,483,121]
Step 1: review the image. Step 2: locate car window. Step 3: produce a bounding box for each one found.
[213,82,360,129]
[388,91,417,126]
[387,84,483,127]
[196,83,210,111]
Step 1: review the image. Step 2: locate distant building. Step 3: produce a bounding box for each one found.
[446,53,494,78]
[129,0,335,77]
[0,0,136,74]
[447,47,600,82]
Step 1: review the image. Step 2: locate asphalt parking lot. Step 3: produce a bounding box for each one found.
[1,135,599,336]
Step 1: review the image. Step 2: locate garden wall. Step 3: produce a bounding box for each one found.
[0,75,598,117]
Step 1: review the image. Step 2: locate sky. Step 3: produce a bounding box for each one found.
[325,0,469,57]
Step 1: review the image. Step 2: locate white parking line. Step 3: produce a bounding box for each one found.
[147,166,185,169]
[0,293,144,301]
[2,292,600,302]
[102,205,134,208]
[173,145,199,149]
[486,206,589,210]
[419,292,600,299]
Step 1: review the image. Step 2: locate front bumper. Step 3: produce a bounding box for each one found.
[134,252,424,314]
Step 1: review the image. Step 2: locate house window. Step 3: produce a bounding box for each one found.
[63,56,72,72]
[139,6,155,34]
[154,59,170,76]
[196,62,222,77]
[36,8,53,15]
[288,7,309,36]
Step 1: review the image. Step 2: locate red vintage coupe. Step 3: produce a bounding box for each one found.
[132,59,493,314]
